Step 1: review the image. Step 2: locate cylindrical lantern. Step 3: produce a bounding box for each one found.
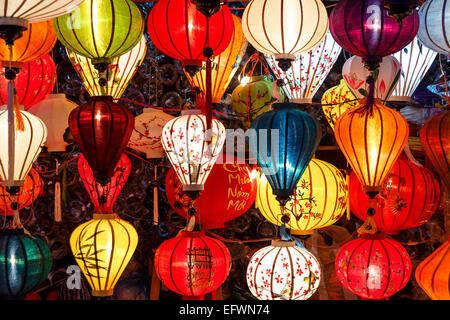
[68,96,134,183]
[256,158,347,234]
[154,231,231,299]
[335,233,412,300]
[161,109,226,192]
[70,213,138,297]
[246,240,321,300]
[265,31,342,103]
[417,0,450,54]
[28,94,77,152]
[242,0,329,71]
[349,157,441,234]
[0,228,52,297]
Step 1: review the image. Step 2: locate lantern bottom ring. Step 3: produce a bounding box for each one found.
[183,184,204,192]
[93,213,118,220]
[388,96,411,102]
[92,289,114,297]
[0,17,28,28]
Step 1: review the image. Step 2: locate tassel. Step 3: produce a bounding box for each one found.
[403,144,423,167]
[12,209,22,229]
[7,81,15,186]
[357,215,378,235]
[54,181,62,222]
[13,93,24,131]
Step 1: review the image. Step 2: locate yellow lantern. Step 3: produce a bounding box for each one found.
[70,213,138,297]
[256,158,348,234]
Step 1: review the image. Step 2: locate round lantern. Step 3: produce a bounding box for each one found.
[28,94,77,152]
[415,236,450,300]
[161,109,226,192]
[419,110,450,192]
[256,158,348,234]
[78,153,131,214]
[249,102,321,203]
[335,233,412,300]
[68,96,134,183]
[418,0,450,54]
[334,100,409,197]
[70,213,138,297]
[246,240,321,300]
[66,35,147,99]
[165,156,257,229]
[242,0,329,71]
[0,228,52,297]
[349,157,441,234]
[147,0,234,75]
[154,230,231,299]
[264,31,342,103]
[330,0,419,70]
[185,14,247,105]
[321,79,358,130]
[231,76,276,129]
[342,55,401,101]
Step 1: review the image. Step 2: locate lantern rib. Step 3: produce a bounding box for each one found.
[17,114,33,182]
[438,115,450,171]
[243,0,268,54]
[168,237,185,294]
[198,236,214,293]
[16,235,28,295]
[363,239,376,298]
[385,239,408,293]
[285,245,294,300]
[92,219,103,292]
[430,245,450,297]
[346,113,365,186]
[377,239,392,298]
[109,219,133,290]
[342,238,364,294]
[90,0,100,58]
[103,219,115,291]
[261,0,278,54]
[34,237,47,287]
[280,0,285,54]
[253,246,275,299]
[315,161,330,228]
[371,107,384,187]
[269,247,282,299]
[4,234,13,295]
[442,1,450,50]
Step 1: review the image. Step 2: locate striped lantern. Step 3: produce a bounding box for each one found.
[417,0,450,54]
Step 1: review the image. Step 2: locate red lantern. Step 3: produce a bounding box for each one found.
[154,231,231,299]
[165,156,257,229]
[78,153,131,214]
[335,233,412,300]
[0,53,56,110]
[69,96,134,183]
[349,156,441,234]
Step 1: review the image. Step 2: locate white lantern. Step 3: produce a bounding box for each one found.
[28,94,77,152]
[342,55,401,101]
[389,37,438,102]
[265,32,341,103]
[161,109,226,192]
[246,240,321,300]
[128,108,175,159]
[0,104,47,188]
[418,0,450,55]
[242,0,329,71]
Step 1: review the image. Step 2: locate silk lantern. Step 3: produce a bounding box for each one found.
[249,102,321,204]
[264,31,342,103]
[415,236,450,300]
[78,153,131,214]
[330,0,419,70]
[154,230,231,299]
[165,156,257,229]
[418,0,450,55]
[68,96,134,184]
[256,158,347,234]
[0,228,52,297]
[242,0,329,71]
[349,157,441,235]
[246,240,321,300]
[161,109,226,192]
[335,233,412,300]
[70,213,138,297]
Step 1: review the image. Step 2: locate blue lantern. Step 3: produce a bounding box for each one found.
[249,102,321,205]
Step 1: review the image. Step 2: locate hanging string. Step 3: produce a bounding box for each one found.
[33,154,81,174]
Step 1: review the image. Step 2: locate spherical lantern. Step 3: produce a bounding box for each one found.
[334,100,409,197]
[66,35,147,99]
[154,230,231,299]
[128,108,175,159]
[256,158,347,234]
[415,236,450,300]
[0,228,52,297]
[68,96,134,183]
[264,31,342,103]
[78,153,131,214]
[419,110,450,192]
[335,233,412,300]
[28,94,77,152]
[417,0,450,54]
[321,79,358,130]
[70,213,138,297]
[342,55,401,101]
[147,0,234,75]
[246,240,321,300]
[242,0,329,71]
[161,109,226,192]
[165,156,257,229]
[330,0,419,70]
[249,102,321,203]
[349,157,441,235]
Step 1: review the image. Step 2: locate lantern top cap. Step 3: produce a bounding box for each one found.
[272,102,300,110]
[360,232,387,240]
[179,230,206,237]
[44,93,67,100]
[181,109,201,116]
[271,239,296,247]
[89,96,114,102]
